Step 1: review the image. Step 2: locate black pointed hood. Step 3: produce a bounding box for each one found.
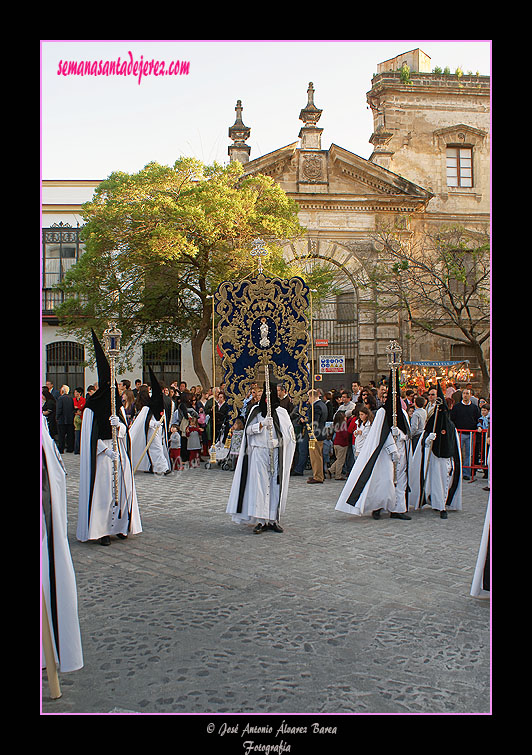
[147,365,165,420]
[383,369,409,435]
[258,379,280,417]
[84,329,121,440]
[424,380,457,458]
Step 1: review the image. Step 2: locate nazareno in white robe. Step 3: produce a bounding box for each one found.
[129,405,171,474]
[42,416,83,672]
[335,407,408,516]
[392,416,411,512]
[77,408,142,542]
[226,406,296,525]
[470,495,490,597]
[408,427,462,513]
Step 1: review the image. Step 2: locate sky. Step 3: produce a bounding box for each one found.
[41,39,491,180]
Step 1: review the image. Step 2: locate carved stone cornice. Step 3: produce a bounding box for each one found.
[290,194,429,213]
[329,144,433,201]
[433,123,488,151]
[240,142,298,179]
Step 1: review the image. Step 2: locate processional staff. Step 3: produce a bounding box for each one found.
[386,339,403,484]
[207,293,217,468]
[263,359,275,477]
[103,321,122,510]
[250,240,274,462]
[251,239,279,518]
[307,288,318,450]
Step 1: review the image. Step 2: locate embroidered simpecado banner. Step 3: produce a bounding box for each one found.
[215,273,311,413]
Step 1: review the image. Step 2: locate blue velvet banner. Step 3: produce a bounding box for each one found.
[215,274,311,414]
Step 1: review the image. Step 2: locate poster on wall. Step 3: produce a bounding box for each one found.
[319,355,345,373]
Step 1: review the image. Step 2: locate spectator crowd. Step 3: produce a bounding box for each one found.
[42,374,490,485]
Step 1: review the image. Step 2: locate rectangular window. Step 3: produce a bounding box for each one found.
[446,147,473,187]
[336,292,355,323]
[42,225,85,313]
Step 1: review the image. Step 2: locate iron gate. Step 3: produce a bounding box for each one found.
[46,341,85,392]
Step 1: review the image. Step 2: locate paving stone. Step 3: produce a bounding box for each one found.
[42,455,490,715]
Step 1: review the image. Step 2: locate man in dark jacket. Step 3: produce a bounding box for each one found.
[277,383,294,415]
[451,387,481,480]
[307,389,328,484]
[56,385,76,453]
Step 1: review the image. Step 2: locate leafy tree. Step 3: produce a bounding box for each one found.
[369,221,490,395]
[56,158,330,387]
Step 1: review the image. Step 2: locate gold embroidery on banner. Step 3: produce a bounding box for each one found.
[216,274,311,413]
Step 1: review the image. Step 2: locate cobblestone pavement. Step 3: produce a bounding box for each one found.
[42,453,491,717]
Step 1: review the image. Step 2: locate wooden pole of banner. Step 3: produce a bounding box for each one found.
[206,294,217,469]
[308,289,318,450]
[42,587,62,699]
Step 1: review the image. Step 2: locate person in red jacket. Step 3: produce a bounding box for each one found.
[344,409,361,476]
[328,411,352,480]
[73,387,86,412]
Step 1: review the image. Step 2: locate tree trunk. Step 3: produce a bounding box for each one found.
[472,340,490,398]
[191,329,211,389]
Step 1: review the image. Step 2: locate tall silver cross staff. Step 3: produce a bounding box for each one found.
[263,359,275,478]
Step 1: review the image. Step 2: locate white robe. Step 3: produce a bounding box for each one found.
[393,424,411,513]
[226,407,296,525]
[335,407,406,516]
[408,428,462,512]
[77,408,142,542]
[470,497,490,597]
[42,417,83,672]
[129,405,171,474]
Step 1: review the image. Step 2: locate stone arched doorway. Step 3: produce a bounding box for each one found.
[282,237,372,389]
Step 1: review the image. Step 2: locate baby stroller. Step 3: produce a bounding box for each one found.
[206,420,231,469]
[220,427,244,470]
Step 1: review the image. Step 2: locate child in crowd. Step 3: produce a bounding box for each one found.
[477,403,490,430]
[354,405,374,460]
[73,408,83,455]
[228,417,244,470]
[169,424,182,471]
[197,406,208,458]
[185,416,203,468]
[476,403,490,476]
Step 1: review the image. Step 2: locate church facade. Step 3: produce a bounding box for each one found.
[41,48,490,392]
[228,51,490,388]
